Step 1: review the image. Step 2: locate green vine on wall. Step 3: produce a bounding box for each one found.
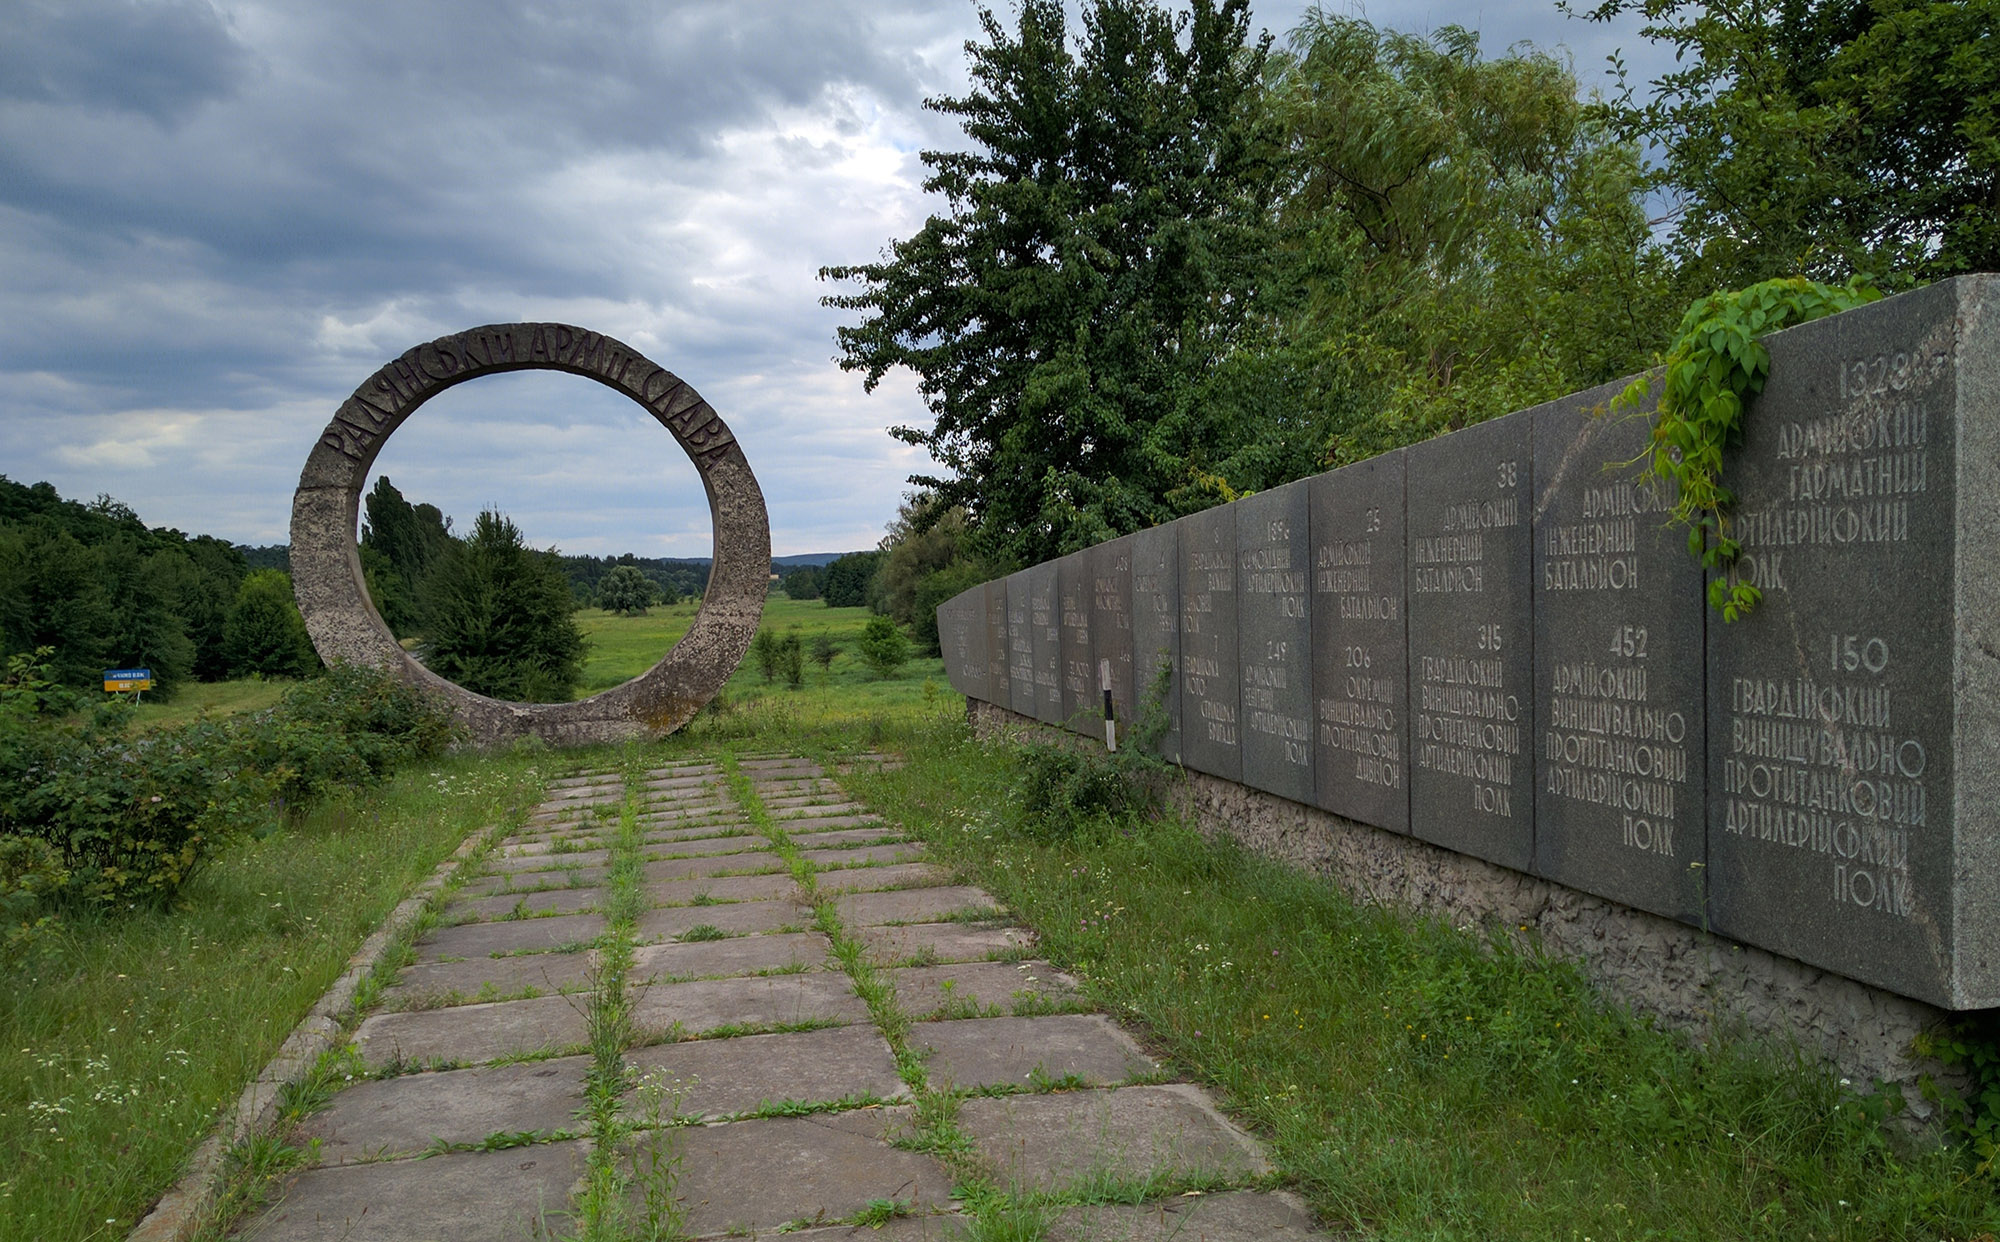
[1614,276,1881,620]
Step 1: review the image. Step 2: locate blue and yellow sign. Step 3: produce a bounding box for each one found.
[104,668,154,693]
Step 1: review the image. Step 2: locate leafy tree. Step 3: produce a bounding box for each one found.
[419,511,587,703]
[780,566,822,600]
[169,537,249,681]
[596,564,659,616]
[809,632,838,672]
[96,540,195,698]
[822,0,1290,564]
[1573,0,2000,288]
[225,569,320,678]
[0,524,111,688]
[857,615,911,680]
[360,476,456,638]
[778,632,805,688]
[750,629,780,683]
[820,551,883,609]
[1260,13,1670,464]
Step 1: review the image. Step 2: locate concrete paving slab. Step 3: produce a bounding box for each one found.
[958,1085,1270,1190]
[448,886,604,921]
[499,832,613,854]
[387,949,593,1007]
[1047,1190,1327,1240]
[814,862,953,893]
[631,931,835,982]
[632,972,868,1037]
[914,1015,1156,1090]
[885,961,1074,1018]
[417,912,606,961]
[857,922,1037,966]
[486,848,613,874]
[801,842,930,867]
[787,826,903,848]
[298,1057,590,1162]
[643,852,784,882]
[745,1219,968,1241]
[835,886,1001,927]
[355,995,591,1068]
[648,872,803,906]
[641,830,763,855]
[765,797,862,812]
[243,1140,585,1241]
[457,867,607,897]
[635,901,812,943]
[644,1110,954,1237]
[624,1025,907,1119]
[774,814,887,834]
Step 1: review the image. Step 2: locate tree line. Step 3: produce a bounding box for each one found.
[822,0,1995,598]
[0,476,316,698]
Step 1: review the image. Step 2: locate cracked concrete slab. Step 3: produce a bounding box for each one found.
[885,960,1074,1018]
[298,1057,589,1163]
[623,1025,907,1119]
[957,1085,1270,1189]
[416,912,606,961]
[647,872,803,905]
[485,848,614,874]
[914,1015,1156,1090]
[641,1110,955,1237]
[801,842,930,868]
[643,852,785,882]
[356,995,590,1068]
[457,868,607,897]
[242,1140,585,1241]
[776,815,888,834]
[1047,1190,1327,1240]
[387,949,593,1007]
[856,922,1036,967]
[813,862,953,894]
[641,831,764,856]
[835,887,1001,927]
[631,972,869,1037]
[635,901,813,942]
[786,827,905,848]
[448,886,605,921]
[630,931,835,982]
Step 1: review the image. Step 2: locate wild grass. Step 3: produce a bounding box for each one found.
[846,723,2000,1242]
[0,751,549,1242]
[127,677,291,731]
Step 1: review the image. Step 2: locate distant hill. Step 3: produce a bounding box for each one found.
[239,545,291,572]
[222,547,863,576]
[773,552,861,569]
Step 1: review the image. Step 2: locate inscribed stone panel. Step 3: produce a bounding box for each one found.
[1059,552,1096,735]
[1705,278,1999,1007]
[1130,525,1182,764]
[1090,536,1137,745]
[1310,452,1410,832]
[1027,562,1065,724]
[938,588,989,703]
[1238,481,1314,803]
[1006,574,1037,717]
[1178,506,1241,782]
[985,580,1010,706]
[1406,412,1535,871]
[1533,384,1705,923]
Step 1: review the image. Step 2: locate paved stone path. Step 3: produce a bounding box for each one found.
[241,753,1325,1240]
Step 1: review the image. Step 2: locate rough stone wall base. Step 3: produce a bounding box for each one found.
[969,699,1961,1128]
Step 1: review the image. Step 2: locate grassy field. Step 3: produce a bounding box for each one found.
[129,679,289,731]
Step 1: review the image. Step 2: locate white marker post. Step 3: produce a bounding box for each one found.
[1099,658,1116,752]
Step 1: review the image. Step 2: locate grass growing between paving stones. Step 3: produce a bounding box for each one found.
[0,750,550,1242]
[843,724,2000,1242]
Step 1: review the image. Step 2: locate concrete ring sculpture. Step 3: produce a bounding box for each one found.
[290,323,768,746]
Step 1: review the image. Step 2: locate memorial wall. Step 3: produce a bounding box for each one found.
[937,276,2000,1012]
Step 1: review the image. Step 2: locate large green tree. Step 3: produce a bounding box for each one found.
[822,0,1293,564]
[1574,0,1999,288]
[360,476,456,638]
[225,570,320,679]
[419,511,586,703]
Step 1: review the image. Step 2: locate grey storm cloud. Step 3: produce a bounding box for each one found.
[0,0,1666,555]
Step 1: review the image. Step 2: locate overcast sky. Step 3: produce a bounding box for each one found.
[0,0,1666,559]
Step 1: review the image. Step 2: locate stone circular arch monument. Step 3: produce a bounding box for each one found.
[290,323,768,746]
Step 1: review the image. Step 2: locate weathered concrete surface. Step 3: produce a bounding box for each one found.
[297,1058,588,1162]
[457,868,607,897]
[887,961,1075,1018]
[641,851,784,881]
[244,1140,586,1240]
[915,1015,1155,1089]
[631,973,869,1036]
[856,922,1037,967]
[290,324,768,746]
[634,900,811,942]
[414,912,606,960]
[629,930,834,981]
[386,948,593,1006]
[448,886,605,921]
[958,1085,1271,1189]
[836,886,1001,926]
[802,841,931,867]
[624,1025,908,1118]
[638,1110,957,1237]
[355,994,590,1067]
[647,871,803,905]
[1048,1190,1326,1240]
[814,862,953,893]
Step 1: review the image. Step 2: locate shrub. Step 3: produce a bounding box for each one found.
[857,616,910,679]
[809,632,837,671]
[751,629,780,683]
[779,633,804,688]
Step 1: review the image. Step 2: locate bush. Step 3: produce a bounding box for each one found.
[1012,740,1156,841]
[809,632,838,671]
[857,616,910,679]
[779,632,804,688]
[0,652,460,917]
[751,629,780,683]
